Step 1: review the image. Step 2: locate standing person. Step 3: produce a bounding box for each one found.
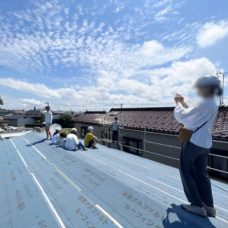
[174,75,222,217]
[112,117,119,143]
[65,128,87,151]
[84,126,99,149]
[43,106,53,139]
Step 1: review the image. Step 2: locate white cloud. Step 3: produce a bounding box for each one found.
[0,78,60,98]
[148,57,217,99]
[154,5,173,22]
[22,98,42,106]
[0,57,218,110]
[153,0,181,22]
[0,0,187,74]
[0,0,225,109]
[140,40,164,56]
[197,20,228,47]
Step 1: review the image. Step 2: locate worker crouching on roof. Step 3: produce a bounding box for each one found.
[84,126,100,149]
[51,127,61,144]
[65,128,87,151]
[174,75,222,217]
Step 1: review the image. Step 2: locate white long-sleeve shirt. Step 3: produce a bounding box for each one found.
[174,98,218,148]
[65,133,79,150]
[51,133,60,144]
[44,111,53,124]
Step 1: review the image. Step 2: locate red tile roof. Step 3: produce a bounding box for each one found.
[75,106,228,140]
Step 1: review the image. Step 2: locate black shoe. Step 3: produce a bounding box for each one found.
[181,204,207,217]
[204,205,216,217]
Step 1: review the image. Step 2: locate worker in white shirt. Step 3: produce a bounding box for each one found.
[43,106,53,139]
[51,127,61,144]
[65,128,87,151]
[174,75,222,217]
[112,117,119,143]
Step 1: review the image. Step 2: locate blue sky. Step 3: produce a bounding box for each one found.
[0,0,228,110]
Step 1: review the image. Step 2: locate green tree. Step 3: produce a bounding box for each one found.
[57,113,74,127]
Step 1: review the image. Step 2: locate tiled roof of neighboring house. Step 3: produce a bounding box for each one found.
[212,107,228,140]
[0,109,12,114]
[4,114,30,120]
[13,110,26,115]
[0,109,9,113]
[85,111,106,114]
[75,113,112,125]
[26,110,42,118]
[75,106,228,140]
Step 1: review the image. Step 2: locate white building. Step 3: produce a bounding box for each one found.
[4,114,34,127]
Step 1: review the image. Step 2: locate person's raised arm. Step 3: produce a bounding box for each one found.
[180,100,189,109]
[174,98,209,128]
[174,94,189,108]
[50,111,53,123]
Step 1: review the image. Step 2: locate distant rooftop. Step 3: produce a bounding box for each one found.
[110,107,175,112]
[75,106,228,140]
[85,110,107,114]
[4,114,29,120]
[0,108,11,113]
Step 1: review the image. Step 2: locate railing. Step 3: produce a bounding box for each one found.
[100,126,228,176]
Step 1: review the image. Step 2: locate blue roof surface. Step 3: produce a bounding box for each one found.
[0,132,227,228]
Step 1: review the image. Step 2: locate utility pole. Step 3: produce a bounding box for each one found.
[0,97,3,105]
[217,71,227,106]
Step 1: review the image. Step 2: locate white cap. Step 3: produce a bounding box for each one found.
[56,127,61,131]
[195,75,221,88]
[88,126,94,131]
[71,128,77,132]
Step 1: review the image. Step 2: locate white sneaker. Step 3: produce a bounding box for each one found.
[181,204,207,217]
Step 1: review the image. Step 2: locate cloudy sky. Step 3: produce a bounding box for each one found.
[0,0,228,111]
